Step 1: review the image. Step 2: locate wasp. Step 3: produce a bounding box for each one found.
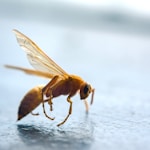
[5,29,95,126]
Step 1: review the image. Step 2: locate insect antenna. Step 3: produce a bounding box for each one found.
[90,88,95,105]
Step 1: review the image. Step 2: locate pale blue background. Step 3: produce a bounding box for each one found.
[1,1,150,150]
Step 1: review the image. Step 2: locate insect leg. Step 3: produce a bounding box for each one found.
[57,96,72,127]
[44,91,53,111]
[43,87,54,111]
[41,76,59,120]
[42,75,59,97]
[48,97,53,111]
[42,97,55,120]
[31,111,39,116]
[30,99,49,116]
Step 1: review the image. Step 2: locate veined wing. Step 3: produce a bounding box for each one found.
[5,65,54,78]
[13,29,68,78]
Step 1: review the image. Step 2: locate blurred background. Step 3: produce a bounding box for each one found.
[1,0,150,150]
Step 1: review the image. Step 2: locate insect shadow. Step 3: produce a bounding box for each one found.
[17,119,94,150]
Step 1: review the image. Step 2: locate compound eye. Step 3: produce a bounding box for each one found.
[83,84,90,95]
[80,83,92,100]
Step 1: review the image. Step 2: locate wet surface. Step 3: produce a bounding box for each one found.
[1,6,150,149]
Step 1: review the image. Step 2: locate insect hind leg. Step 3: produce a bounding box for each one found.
[42,95,55,120]
[42,75,59,113]
[31,111,39,116]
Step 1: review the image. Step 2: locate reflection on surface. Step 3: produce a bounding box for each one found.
[17,119,94,150]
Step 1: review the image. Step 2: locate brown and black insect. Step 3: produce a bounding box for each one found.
[5,29,95,126]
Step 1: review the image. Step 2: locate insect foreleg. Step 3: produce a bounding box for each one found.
[57,96,72,127]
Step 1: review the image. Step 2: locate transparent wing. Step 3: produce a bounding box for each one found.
[13,29,68,78]
[5,65,54,78]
